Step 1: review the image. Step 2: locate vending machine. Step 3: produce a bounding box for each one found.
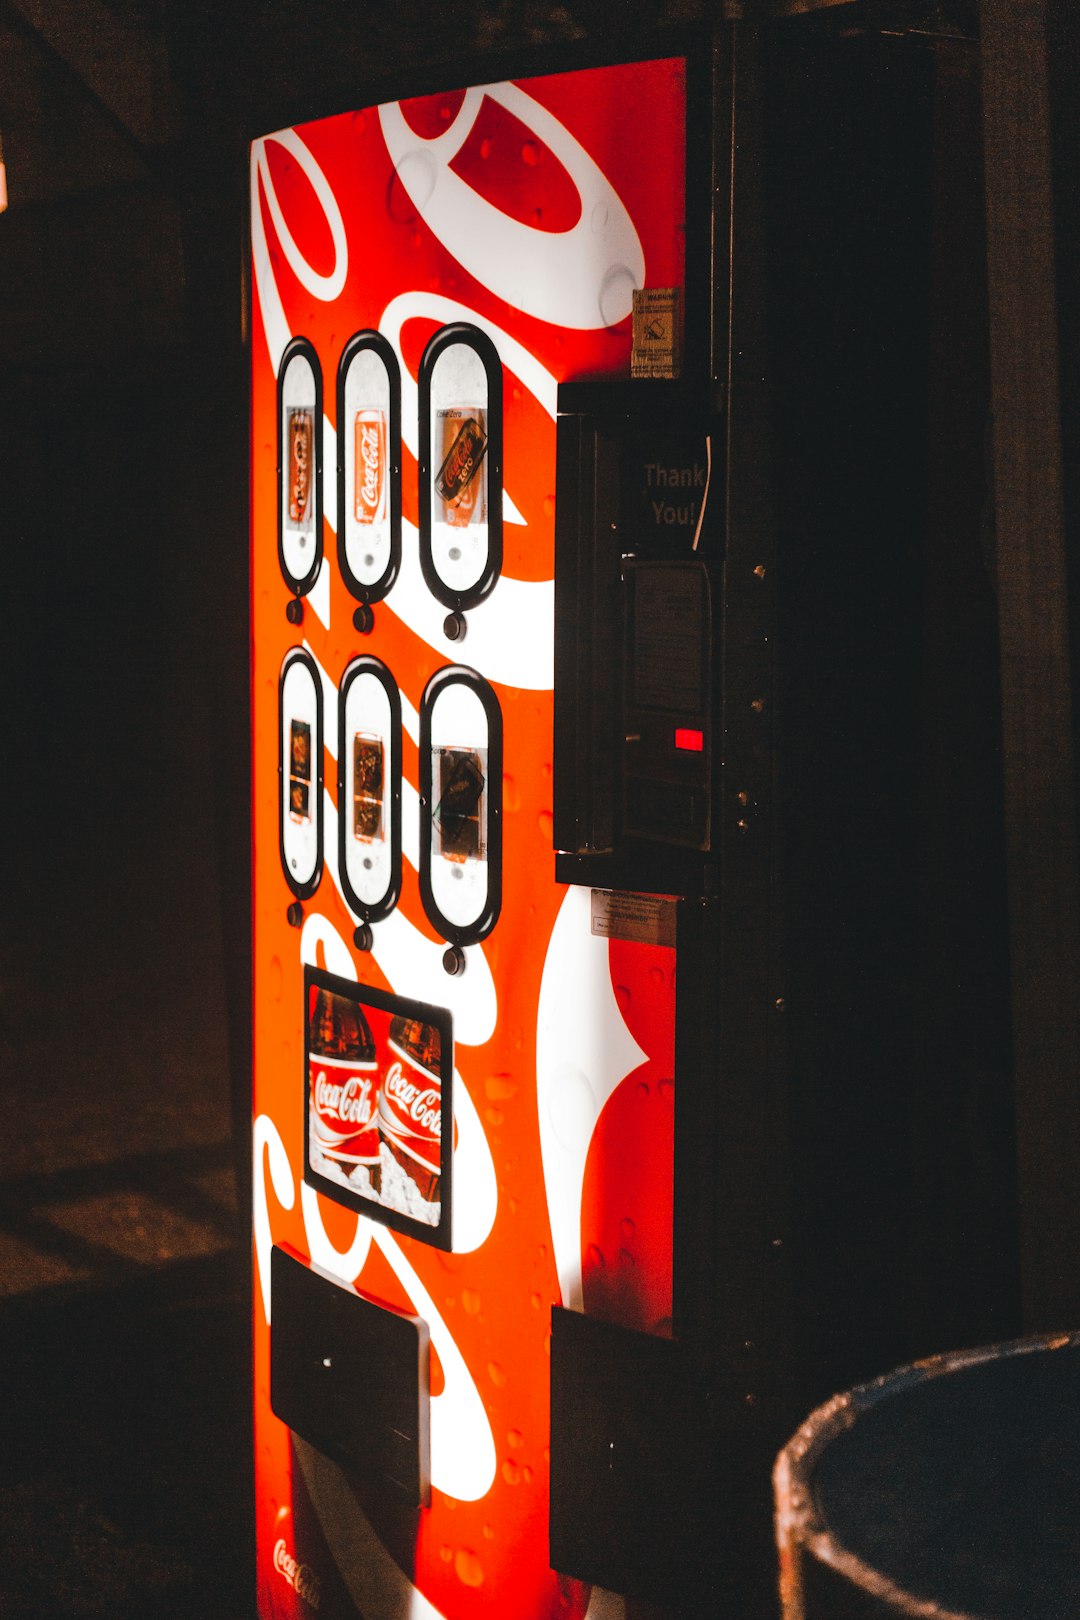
[249,35,780,1618]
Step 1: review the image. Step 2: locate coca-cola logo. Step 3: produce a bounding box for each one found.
[315,1070,374,1126]
[359,424,380,511]
[384,1061,441,1136]
[274,1539,321,1609]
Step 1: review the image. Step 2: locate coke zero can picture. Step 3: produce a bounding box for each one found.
[434,407,487,529]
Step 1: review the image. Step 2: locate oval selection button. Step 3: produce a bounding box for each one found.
[280,647,323,898]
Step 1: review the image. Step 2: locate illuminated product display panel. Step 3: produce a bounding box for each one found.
[251,60,685,1620]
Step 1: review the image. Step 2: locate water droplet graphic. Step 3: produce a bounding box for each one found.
[508,1429,523,1449]
[591,200,609,232]
[521,140,540,167]
[502,1460,521,1485]
[462,1288,481,1316]
[487,1361,506,1388]
[455,1549,484,1587]
[598,262,638,327]
[269,957,283,1002]
[620,1217,636,1242]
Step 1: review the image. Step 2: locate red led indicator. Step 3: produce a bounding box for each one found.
[674,727,704,752]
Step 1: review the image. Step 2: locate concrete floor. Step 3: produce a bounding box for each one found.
[3,397,253,1615]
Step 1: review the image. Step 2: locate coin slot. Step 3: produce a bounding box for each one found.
[338,657,402,925]
[337,331,402,602]
[419,665,502,945]
[278,338,323,595]
[280,647,323,898]
[418,324,503,611]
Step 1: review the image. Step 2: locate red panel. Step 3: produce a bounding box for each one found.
[252,58,686,1620]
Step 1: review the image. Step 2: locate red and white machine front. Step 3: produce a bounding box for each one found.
[251,57,687,1620]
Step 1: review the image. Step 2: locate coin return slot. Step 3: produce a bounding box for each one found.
[270,1246,430,1508]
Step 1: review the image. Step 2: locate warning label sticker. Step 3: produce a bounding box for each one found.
[631,287,681,379]
[590,889,677,948]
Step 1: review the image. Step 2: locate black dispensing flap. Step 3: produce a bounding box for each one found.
[549,1307,717,1608]
[270,1246,430,1508]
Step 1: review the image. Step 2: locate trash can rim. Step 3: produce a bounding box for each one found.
[772,1329,1080,1620]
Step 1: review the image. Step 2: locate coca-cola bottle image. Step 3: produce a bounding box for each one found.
[378,1015,443,1217]
[308,989,381,1193]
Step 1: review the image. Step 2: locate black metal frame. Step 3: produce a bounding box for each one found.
[417,323,504,613]
[276,336,324,598]
[418,663,503,947]
[336,655,403,925]
[278,645,324,900]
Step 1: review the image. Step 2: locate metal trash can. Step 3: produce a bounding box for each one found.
[774,1331,1080,1619]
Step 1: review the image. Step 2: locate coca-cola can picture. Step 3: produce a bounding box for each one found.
[434,407,487,530]
[303,969,453,1249]
[353,409,387,526]
[286,407,314,528]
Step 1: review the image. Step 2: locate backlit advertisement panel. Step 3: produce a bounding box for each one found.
[251,58,685,1619]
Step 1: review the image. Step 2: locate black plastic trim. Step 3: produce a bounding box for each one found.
[337,655,403,925]
[336,330,402,603]
[418,324,503,611]
[418,664,503,946]
[279,646,324,900]
[277,337,324,596]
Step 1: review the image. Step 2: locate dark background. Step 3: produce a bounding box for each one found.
[0,0,1075,1614]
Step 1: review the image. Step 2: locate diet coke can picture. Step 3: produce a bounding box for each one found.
[303,967,453,1250]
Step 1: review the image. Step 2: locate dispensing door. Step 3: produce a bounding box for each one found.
[250,56,688,1620]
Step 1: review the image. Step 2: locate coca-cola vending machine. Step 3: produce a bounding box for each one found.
[250,33,779,1618]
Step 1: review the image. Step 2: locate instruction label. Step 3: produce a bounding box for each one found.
[631,287,681,379]
[590,889,677,948]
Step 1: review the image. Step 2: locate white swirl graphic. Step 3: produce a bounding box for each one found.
[373,1225,497,1502]
[536,887,646,1312]
[252,128,348,305]
[253,1113,296,1326]
[379,83,644,329]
